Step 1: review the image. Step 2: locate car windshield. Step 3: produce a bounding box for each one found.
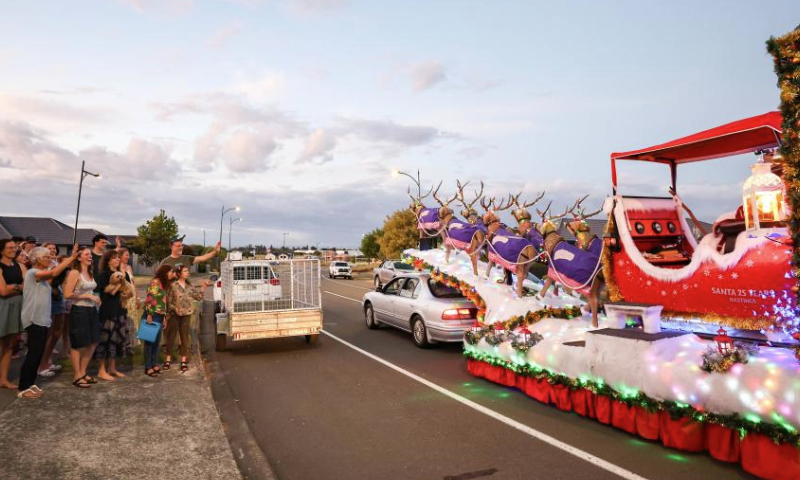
[394,262,414,271]
[428,279,464,298]
[333,262,348,267]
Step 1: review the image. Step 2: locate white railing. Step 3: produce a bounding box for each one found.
[222,258,321,314]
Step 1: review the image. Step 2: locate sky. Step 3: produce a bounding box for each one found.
[0,0,798,249]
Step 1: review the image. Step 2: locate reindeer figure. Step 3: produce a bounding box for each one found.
[456,180,486,230]
[407,184,439,251]
[509,191,545,241]
[565,195,603,255]
[482,195,540,297]
[431,182,487,276]
[536,199,605,327]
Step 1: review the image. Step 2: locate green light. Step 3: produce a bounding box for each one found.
[665,453,690,463]
[744,413,761,424]
[462,382,473,387]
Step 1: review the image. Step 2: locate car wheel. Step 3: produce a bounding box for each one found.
[411,316,430,348]
[365,303,380,329]
[374,276,382,289]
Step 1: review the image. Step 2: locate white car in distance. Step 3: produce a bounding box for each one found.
[329,261,352,279]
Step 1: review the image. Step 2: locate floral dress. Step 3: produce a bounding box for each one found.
[144,279,168,316]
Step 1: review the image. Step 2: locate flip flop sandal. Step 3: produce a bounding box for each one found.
[83,375,98,384]
[145,368,158,377]
[72,378,91,389]
[162,360,171,370]
[17,388,42,398]
[180,361,188,372]
[30,385,44,394]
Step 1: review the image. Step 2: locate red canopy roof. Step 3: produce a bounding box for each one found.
[612,111,782,164]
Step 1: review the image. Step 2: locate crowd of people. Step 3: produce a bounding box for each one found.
[0,233,220,399]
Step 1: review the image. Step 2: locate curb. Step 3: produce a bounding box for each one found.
[197,301,277,480]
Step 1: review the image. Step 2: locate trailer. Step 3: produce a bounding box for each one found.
[214,257,323,350]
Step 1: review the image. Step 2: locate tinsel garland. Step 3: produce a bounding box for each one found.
[767,24,800,336]
[509,331,543,353]
[464,350,800,446]
[700,342,757,373]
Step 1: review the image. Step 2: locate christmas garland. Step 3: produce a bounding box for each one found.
[767,25,800,337]
[700,342,757,373]
[464,349,800,447]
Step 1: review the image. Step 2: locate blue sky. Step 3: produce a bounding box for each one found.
[0,0,797,248]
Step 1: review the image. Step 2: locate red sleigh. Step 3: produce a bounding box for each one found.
[605,112,795,331]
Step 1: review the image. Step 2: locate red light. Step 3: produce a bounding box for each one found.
[216,281,222,288]
[442,308,475,320]
[270,278,280,286]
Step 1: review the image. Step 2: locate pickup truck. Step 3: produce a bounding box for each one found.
[328,261,352,279]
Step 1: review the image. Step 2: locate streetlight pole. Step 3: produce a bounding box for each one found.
[72,160,101,246]
[228,217,242,252]
[282,232,290,250]
[202,228,206,249]
[218,205,240,268]
[393,169,421,198]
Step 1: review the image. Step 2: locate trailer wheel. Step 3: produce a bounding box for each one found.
[305,334,320,344]
[216,334,228,352]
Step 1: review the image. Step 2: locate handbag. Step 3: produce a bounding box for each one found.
[136,317,162,343]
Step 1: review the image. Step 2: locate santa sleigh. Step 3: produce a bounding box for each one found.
[605,111,795,333]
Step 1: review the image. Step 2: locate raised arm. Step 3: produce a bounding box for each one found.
[193,241,222,264]
[35,247,78,281]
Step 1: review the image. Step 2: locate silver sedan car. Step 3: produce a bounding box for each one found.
[373,260,416,289]
[362,273,478,348]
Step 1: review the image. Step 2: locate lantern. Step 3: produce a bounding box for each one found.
[469,321,482,334]
[714,327,734,356]
[742,154,786,230]
[493,322,506,336]
[518,326,532,344]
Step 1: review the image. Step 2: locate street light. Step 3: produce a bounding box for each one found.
[218,205,240,268]
[282,232,290,250]
[392,168,421,198]
[202,228,206,249]
[72,160,101,246]
[228,217,243,252]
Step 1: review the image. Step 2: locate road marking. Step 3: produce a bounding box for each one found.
[322,276,374,291]
[321,329,650,480]
[323,291,363,304]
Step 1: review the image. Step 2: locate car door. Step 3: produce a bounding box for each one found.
[394,277,420,326]
[381,261,395,284]
[375,277,403,324]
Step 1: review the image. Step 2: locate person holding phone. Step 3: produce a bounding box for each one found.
[165,264,208,372]
[142,264,175,377]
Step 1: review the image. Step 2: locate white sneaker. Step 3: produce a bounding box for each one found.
[48,364,63,372]
[38,369,56,378]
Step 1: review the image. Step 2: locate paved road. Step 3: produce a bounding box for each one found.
[215,277,755,480]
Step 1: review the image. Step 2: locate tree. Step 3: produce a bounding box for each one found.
[361,228,384,260]
[132,210,179,267]
[378,210,417,259]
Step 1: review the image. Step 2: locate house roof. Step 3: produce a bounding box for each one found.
[0,216,106,246]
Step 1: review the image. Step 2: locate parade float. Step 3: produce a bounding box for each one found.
[400,25,800,480]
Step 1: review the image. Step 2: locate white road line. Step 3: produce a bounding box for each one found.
[324,291,362,303]
[320,330,650,480]
[322,276,374,291]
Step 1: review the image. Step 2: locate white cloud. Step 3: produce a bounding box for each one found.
[336,117,446,146]
[207,22,244,49]
[296,128,336,164]
[234,72,286,101]
[285,0,349,14]
[0,94,115,129]
[117,0,194,15]
[219,127,278,172]
[409,60,447,92]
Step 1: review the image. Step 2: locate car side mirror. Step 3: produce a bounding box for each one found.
[209,274,219,282]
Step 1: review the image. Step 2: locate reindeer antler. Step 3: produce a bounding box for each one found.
[523,191,545,209]
[536,201,553,221]
[408,186,417,204]
[571,195,602,220]
[470,181,485,208]
[432,181,457,207]
[419,184,434,200]
[480,196,496,212]
[455,180,470,208]
[550,205,571,220]
[493,193,514,212]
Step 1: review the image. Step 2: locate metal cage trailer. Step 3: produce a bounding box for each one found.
[215,258,323,350]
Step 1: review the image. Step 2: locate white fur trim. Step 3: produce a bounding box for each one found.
[613,196,775,283]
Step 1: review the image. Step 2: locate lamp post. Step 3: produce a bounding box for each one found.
[72,160,101,246]
[392,168,421,198]
[202,228,206,249]
[282,232,290,250]
[218,205,240,268]
[228,217,242,252]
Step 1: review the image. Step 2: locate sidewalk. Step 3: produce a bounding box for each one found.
[0,320,241,480]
